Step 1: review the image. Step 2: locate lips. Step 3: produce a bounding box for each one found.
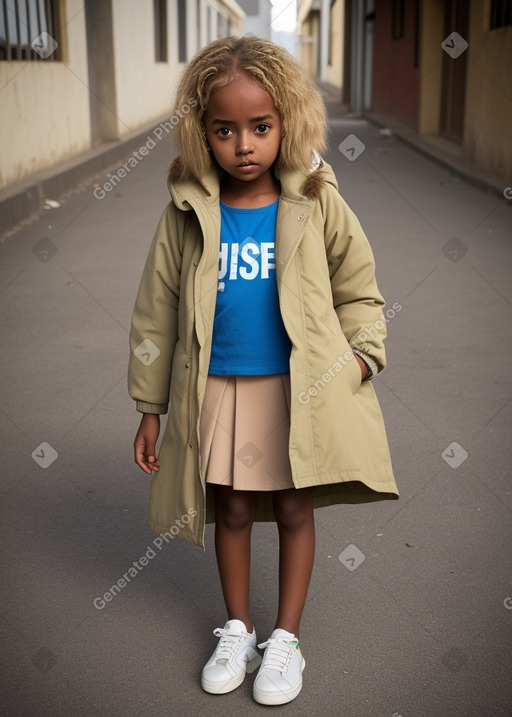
[237,161,257,167]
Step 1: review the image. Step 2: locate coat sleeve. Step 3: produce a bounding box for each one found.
[128,203,183,413]
[321,183,387,373]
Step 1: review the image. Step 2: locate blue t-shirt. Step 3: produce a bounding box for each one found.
[208,200,292,375]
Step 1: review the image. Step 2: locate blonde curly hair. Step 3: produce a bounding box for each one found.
[171,35,327,182]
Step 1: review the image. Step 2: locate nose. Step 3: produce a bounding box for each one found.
[236,130,253,155]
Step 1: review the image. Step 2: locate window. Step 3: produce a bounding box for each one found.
[1,0,60,61]
[392,0,405,40]
[177,0,186,62]
[154,0,167,62]
[490,0,511,28]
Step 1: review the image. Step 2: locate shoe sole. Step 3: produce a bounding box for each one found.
[253,657,306,705]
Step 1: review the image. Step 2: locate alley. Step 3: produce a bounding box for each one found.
[1,101,511,716]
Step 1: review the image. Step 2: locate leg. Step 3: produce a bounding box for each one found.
[214,484,257,632]
[272,487,315,638]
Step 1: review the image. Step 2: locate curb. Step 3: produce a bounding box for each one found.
[0,112,175,239]
[364,111,509,201]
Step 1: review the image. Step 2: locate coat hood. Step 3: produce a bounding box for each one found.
[166,155,339,210]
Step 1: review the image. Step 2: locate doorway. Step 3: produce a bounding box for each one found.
[440,0,469,142]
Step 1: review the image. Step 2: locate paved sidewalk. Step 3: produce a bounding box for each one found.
[1,101,511,717]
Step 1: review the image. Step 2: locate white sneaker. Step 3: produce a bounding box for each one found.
[253,628,305,705]
[201,619,258,694]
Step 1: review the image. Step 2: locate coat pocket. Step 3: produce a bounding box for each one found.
[346,352,363,394]
[333,331,362,395]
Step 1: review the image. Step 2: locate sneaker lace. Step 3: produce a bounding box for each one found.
[212,627,244,662]
[257,637,294,674]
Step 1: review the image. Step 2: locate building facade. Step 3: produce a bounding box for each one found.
[297,0,350,93]
[297,0,511,181]
[371,0,512,180]
[0,0,245,191]
[236,0,272,38]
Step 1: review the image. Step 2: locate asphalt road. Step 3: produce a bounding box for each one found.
[1,100,511,716]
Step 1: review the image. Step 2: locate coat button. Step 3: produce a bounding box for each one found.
[297,214,305,221]
[185,362,190,368]
[193,261,198,266]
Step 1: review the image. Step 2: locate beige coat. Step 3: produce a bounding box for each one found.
[128,160,398,549]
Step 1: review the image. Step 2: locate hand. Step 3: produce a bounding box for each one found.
[354,353,369,380]
[134,413,161,474]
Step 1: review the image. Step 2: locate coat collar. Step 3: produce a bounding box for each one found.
[167,157,339,209]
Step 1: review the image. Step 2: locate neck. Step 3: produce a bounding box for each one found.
[220,172,281,208]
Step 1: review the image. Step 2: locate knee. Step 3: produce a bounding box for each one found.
[216,490,255,532]
[221,507,253,532]
[273,494,313,533]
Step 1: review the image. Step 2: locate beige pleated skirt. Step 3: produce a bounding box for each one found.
[200,373,295,491]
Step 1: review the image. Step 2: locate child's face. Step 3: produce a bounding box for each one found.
[203,72,282,187]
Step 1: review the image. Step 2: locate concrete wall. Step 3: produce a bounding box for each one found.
[111,0,244,138]
[223,0,246,36]
[111,0,181,137]
[464,0,512,178]
[207,0,245,40]
[0,0,245,192]
[298,0,345,88]
[417,0,444,135]
[298,12,319,78]
[325,0,344,89]
[237,0,272,38]
[0,0,91,189]
[95,0,244,141]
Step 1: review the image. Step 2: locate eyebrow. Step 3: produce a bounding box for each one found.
[211,114,274,125]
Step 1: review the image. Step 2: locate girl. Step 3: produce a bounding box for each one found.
[128,36,398,706]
